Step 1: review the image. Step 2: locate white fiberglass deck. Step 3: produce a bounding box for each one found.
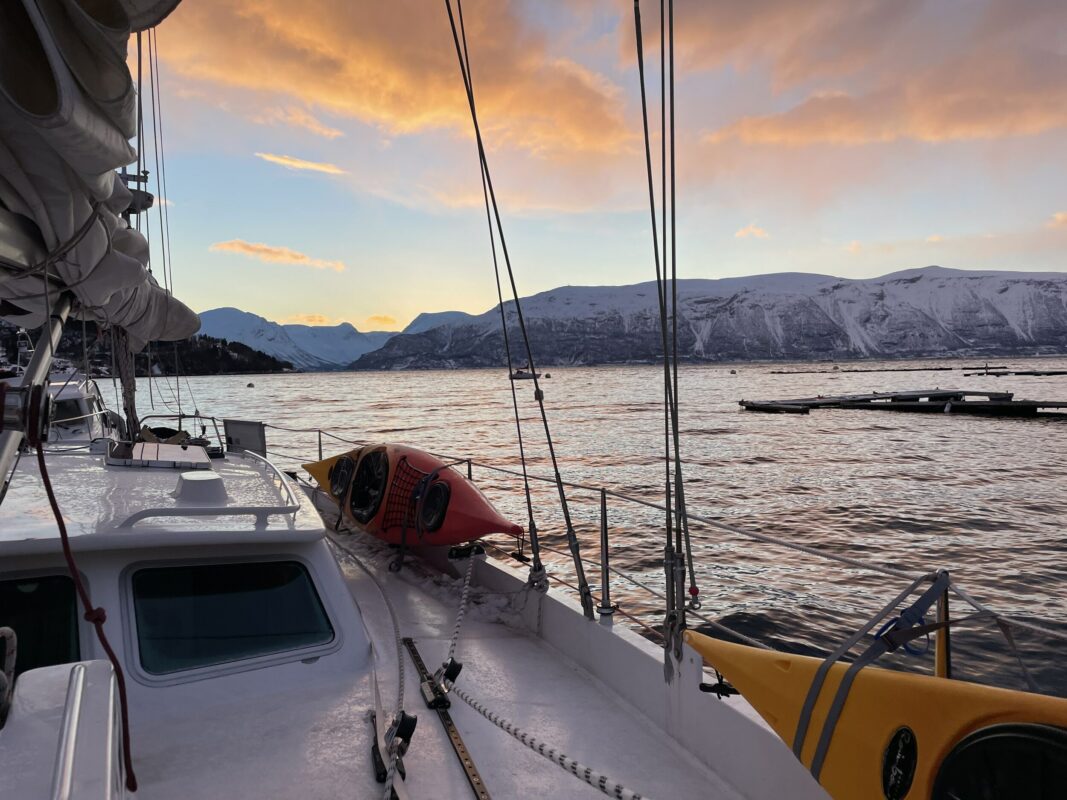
[1,447,323,554]
[343,543,739,799]
[0,444,825,799]
[325,528,827,800]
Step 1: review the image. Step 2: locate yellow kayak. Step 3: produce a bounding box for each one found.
[686,631,1067,799]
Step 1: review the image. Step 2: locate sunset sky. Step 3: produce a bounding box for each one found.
[148,0,1067,331]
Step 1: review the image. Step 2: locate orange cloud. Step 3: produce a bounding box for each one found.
[254,152,347,174]
[282,313,339,325]
[363,314,398,330]
[253,107,344,139]
[926,234,943,243]
[158,1,631,160]
[1048,212,1067,229]
[844,241,863,254]
[210,240,345,272]
[694,0,1067,148]
[735,223,769,239]
[708,52,1067,146]
[627,1,922,89]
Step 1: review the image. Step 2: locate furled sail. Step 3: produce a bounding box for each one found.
[0,0,197,349]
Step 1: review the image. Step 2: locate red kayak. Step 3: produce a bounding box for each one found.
[304,444,522,546]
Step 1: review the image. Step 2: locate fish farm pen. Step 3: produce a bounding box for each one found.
[740,389,1067,418]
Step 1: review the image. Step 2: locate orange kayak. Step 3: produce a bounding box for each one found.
[303,444,522,546]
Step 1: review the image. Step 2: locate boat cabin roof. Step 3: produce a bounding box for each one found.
[0,447,325,557]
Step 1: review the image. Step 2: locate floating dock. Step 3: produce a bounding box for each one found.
[740,389,1067,418]
[963,369,1067,377]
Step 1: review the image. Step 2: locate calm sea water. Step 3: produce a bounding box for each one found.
[134,356,1067,695]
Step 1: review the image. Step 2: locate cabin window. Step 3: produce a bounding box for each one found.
[131,561,334,675]
[52,399,83,426]
[0,575,80,678]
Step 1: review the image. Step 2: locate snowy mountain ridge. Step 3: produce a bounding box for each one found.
[198,308,397,369]
[350,267,1067,369]
[197,307,470,369]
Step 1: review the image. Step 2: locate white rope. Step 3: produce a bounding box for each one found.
[448,557,476,663]
[440,546,647,799]
[451,683,649,800]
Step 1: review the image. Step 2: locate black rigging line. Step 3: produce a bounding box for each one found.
[135,32,143,236]
[635,1,677,621]
[659,0,672,557]
[635,1,698,662]
[150,27,176,295]
[664,0,697,608]
[444,0,594,617]
[147,30,168,293]
[456,1,541,575]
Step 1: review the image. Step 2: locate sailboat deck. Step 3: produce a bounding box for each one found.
[0,447,824,799]
[336,539,749,800]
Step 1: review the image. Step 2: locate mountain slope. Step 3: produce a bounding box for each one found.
[199,308,398,369]
[282,321,389,366]
[199,308,328,369]
[350,267,1067,369]
[403,310,475,335]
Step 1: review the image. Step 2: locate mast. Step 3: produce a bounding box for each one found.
[0,209,70,496]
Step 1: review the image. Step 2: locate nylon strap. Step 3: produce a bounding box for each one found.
[792,572,932,758]
[808,571,951,780]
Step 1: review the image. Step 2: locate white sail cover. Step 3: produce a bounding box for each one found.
[0,0,198,349]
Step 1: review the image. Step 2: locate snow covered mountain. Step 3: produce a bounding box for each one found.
[350,267,1067,369]
[283,322,392,367]
[402,310,476,335]
[198,308,397,370]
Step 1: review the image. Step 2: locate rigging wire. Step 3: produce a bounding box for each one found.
[134,32,143,236]
[634,1,678,639]
[144,28,188,420]
[146,30,168,294]
[634,0,697,671]
[149,27,176,295]
[664,0,699,615]
[444,0,593,617]
[455,0,542,580]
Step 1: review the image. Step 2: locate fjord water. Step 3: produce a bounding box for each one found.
[137,357,1067,695]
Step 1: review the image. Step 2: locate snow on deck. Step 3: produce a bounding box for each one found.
[335,538,747,800]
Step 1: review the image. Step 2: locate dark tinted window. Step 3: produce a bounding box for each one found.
[132,562,333,675]
[0,575,80,678]
[52,399,83,424]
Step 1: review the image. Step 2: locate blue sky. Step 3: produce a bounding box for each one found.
[146,0,1067,330]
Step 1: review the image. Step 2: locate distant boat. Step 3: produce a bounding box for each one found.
[510,367,540,380]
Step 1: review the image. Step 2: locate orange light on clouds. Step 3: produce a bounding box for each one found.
[363,314,399,330]
[254,152,347,174]
[157,0,631,161]
[735,223,769,239]
[210,239,346,272]
[252,107,344,139]
[282,313,340,325]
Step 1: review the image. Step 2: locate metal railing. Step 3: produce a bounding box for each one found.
[114,415,1066,688]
